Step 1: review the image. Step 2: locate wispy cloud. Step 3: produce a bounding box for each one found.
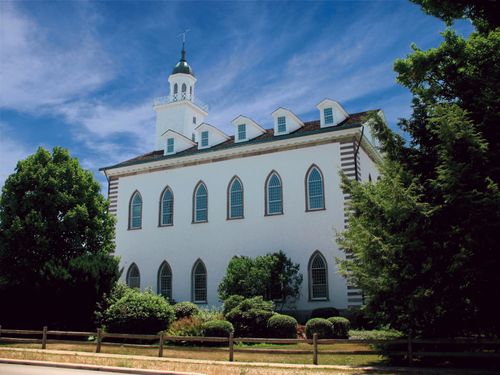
[0,2,113,110]
[0,122,31,187]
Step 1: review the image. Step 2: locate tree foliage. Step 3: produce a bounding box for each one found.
[411,0,499,33]
[0,147,119,330]
[338,2,500,338]
[218,250,302,309]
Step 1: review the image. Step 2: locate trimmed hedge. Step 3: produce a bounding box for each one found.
[328,316,350,338]
[201,320,234,337]
[104,288,175,334]
[310,307,339,319]
[267,314,298,338]
[305,318,333,339]
[174,302,199,320]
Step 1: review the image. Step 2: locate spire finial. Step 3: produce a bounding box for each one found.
[178,29,190,61]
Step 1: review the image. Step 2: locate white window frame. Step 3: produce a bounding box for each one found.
[192,259,207,303]
[200,131,209,148]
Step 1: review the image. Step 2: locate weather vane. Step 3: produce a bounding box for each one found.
[178,29,190,48]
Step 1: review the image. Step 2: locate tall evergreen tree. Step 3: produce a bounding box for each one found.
[338,3,500,337]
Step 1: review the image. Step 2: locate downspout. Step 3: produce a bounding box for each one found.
[353,126,364,182]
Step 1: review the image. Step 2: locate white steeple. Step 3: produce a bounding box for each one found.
[154,43,208,151]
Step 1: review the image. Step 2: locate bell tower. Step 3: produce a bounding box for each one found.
[154,37,208,150]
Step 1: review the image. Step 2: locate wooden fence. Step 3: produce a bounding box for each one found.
[1,325,499,366]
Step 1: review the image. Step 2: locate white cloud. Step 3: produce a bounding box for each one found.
[0,123,31,187]
[0,2,114,111]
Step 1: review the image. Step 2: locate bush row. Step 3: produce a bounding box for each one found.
[305,316,350,339]
[99,287,349,339]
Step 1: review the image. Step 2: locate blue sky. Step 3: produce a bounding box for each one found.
[0,1,473,190]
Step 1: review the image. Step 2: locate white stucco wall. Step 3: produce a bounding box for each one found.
[114,141,351,311]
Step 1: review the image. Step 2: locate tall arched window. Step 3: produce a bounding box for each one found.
[129,191,142,229]
[306,165,325,211]
[126,263,140,289]
[228,176,244,219]
[157,261,172,300]
[309,251,328,300]
[173,83,178,95]
[265,171,283,215]
[159,186,174,226]
[193,182,208,223]
[192,259,207,303]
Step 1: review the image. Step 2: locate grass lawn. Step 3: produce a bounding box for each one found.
[0,341,385,367]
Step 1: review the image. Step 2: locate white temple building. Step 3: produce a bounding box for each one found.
[101,45,382,316]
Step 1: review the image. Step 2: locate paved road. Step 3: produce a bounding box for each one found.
[0,363,141,375]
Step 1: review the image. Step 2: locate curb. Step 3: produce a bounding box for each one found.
[0,358,204,375]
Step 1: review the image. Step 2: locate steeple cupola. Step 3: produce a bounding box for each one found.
[153,39,209,151]
[172,45,194,76]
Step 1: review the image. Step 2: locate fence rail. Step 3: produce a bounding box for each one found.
[1,325,499,366]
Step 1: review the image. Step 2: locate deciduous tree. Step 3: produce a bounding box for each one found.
[0,147,119,329]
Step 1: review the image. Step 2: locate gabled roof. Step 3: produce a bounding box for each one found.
[194,122,230,140]
[100,111,372,171]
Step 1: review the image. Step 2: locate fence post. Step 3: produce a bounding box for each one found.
[41,326,47,349]
[228,332,234,362]
[313,333,318,365]
[158,332,164,358]
[407,334,413,366]
[96,328,102,353]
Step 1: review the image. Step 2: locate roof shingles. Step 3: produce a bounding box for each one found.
[101,111,371,171]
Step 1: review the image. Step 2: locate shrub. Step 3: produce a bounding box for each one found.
[222,295,245,317]
[174,302,199,320]
[305,318,333,339]
[167,316,203,337]
[267,314,298,338]
[225,296,275,337]
[103,288,175,334]
[197,307,224,323]
[328,316,350,338]
[310,307,339,319]
[201,320,234,337]
[342,307,376,329]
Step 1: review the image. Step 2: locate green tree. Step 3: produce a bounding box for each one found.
[411,0,499,33]
[218,250,302,309]
[338,2,500,337]
[0,147,119,330]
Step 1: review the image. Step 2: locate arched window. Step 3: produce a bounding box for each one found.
[126,263,140,289]
[129,191,142,229]
[192,259,207,303]
[157,261,172,300]
[181,83,187,92]
[159,186,174,226]
[193,182,208,223]
[306,165,325,211]
[190,86,192,95]
[228,176,244,219]
[309,251,328,300]
[265,171,283,215]
[173,83,178,94]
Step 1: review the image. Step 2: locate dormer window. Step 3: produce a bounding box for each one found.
[238,124,246,140]
[166,138,174,154]
[324,108,334,125]
[201,131,209,147]
[277,116,286,133]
